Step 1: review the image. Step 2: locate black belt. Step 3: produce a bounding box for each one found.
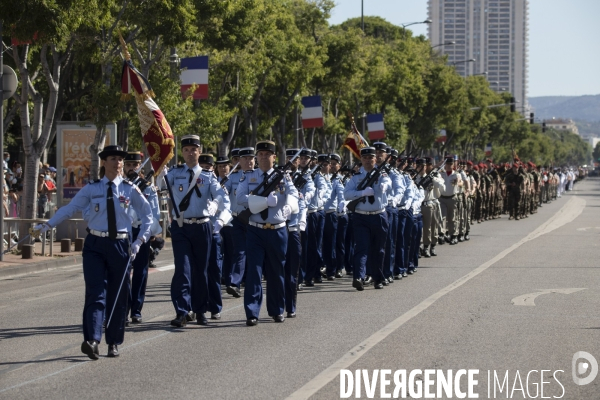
[440,195,456,199]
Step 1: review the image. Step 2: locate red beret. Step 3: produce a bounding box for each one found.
[466,160,473,166]
[473,165,479,171]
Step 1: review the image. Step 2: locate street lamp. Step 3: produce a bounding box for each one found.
[402,19,432,39]
[450,58,475,66]
[431,41,455,49]
[470,71,487,77]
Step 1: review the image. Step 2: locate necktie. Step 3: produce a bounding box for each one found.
[107,182,117,239]
[179,169,195,212]
[260,172,269,220]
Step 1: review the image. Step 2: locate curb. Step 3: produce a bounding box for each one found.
[0,242,173,280]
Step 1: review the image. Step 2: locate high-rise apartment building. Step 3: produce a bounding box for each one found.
[427,0,528,111]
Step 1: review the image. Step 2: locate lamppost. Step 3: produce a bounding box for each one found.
[450,58,475,66]
[402,19,432,39]
[361,0,364,31]
[431,41,455,49]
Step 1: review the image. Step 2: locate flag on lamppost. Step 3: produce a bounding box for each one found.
[485,143,492,156]
[180,56,209,100]
[436,129,447,143]
[366,113,385,140]
[119,35,174,174]
[301,95,323,128]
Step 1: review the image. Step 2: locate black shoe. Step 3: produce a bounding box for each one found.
[374,281,384,289]
[450,236,457,245]
[320,268,328,278]
[171,314,187,328]
[297,284,304,291]
[381,279,389,286]
[131,316,142,324]
[273,315,285,323]
[81,340,99,360]
[444,235,451,244]
[402,272,408,277]
[393,274,402,280]
[226,286,242,298]
[407,269,415,275]
[286,312,296,318]
[197,314,209,325]
[438,237,445,245]
[125,319,130,327]
[430,246,437,256]
[352,279,364,291]
[186,311,196,322]
[246,318,258,326]
[423,249,431,258]
[387,277,394,284]
[304,280,314,287]
[458,235,464,242]
[464,234,470,241]
[211,312,221,320]
[314,276,323,284]
[345,271,353,276]
[107,344,119,358]
[335,270,343,278]
[327,276,335,281]
[364,276,373,285]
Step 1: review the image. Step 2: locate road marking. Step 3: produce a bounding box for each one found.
[286,196,585,400]
[24,291,71,302]
[156,264,174,272]
[511,288,586,306]
[576,227,600,231]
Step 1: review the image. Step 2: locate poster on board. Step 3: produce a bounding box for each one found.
[56,122,117,205]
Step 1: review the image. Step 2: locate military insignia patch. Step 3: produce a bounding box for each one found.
[239,175,246,182]
[179,185,183,192]
[197,178,204,185]
[250,177,257,183]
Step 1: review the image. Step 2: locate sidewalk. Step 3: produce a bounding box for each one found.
[0,239,172,279]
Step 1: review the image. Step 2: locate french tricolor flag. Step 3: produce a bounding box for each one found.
[180,56,209,100]
[367,113,385,140]
[485,143,492,156]
[301,96,323,128]
[436,129,447,143]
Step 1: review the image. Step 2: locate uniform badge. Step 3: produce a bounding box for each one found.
[95,203,99,212]
[239,175,246,182]
[250,177,257,183]
[197,177,204,185]
[119,196,130,208]
[179,184,183,192]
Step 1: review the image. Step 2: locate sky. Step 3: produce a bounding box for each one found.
[328,0,600,98]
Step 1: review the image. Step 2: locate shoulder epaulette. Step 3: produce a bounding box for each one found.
[169,165,184,171]
[91,179,102,183]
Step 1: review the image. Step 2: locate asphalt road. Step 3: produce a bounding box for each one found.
[1,178,599,399]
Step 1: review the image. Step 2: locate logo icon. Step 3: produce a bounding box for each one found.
[572,351,598,385]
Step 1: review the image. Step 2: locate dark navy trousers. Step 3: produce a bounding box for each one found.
[410,214,423,270]
[323,211,338,277]
[305,210,325,282]
[352,212,388,282]
[384,206,398,279]
[228,217,247,288]
[285,230,301,314]
[129,226,150,318]
[345,213,354,274]
[170,221,212,316]
[207,232,223,314]
[244,225,288,319]
[220,226,234,285]
[82,235,130,345]
[396,209,414,274]
[336,213,349,273]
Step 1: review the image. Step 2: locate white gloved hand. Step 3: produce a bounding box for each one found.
[33,223,51,235]
[282,205,292,219]
[361,187,375,197]
[130,239,142,260]
[213,219,224,234]
[337,201,346,213]
[157,166,168,185]
[267,192,278,207]
[380,182,389,193]
[207,200,218,216]
[299,221,307,231]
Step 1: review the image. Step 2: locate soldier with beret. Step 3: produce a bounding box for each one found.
[439,156,462,245]
[163,135,231,327]
[34,145,152,359]
[236,141,299,325]
[417,157,445,257]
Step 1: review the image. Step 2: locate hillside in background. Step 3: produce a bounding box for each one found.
[528,95,600,122]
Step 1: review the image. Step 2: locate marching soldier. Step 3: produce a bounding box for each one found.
[295,149,316,287]
[504,162,523,220]
[223,147,255,298]
[395,156,414,279]
[34,145,152,359]
[123,151,162,325]
[439,156,462,245]
[236,141,299,325]
[417,157,445,257]
[330,153,348,278]
[344,147,391,290]
[322,154,345,280]
[163,135,231,328]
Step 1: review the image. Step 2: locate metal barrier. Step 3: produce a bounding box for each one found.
[3,218,55,256]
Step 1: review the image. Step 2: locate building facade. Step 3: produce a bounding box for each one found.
[427,0,529,110]
[545,118,579,136]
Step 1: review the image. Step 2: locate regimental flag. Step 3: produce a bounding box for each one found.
[436,129,447,143]
[342,118,369,159]
[180,56,209,100]
[485,143,492,156]
[366,113,385,140]
[119,36,174,174]
[301,96,323,128]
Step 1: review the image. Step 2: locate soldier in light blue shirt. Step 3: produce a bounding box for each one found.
[330,153,350,278]
[292,149,315,288]
[322,154,345,279]
[163,135,231,328]
[34,145,152,359]
[236,141,299,325]
[344,147,391,291]
[123,151,162,325]
[395,156,417,278]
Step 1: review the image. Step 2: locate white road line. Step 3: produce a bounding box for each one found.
[24,291,71,302]
[511,288,586,306]
[156,264,174,272]
[286,196,585,399]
